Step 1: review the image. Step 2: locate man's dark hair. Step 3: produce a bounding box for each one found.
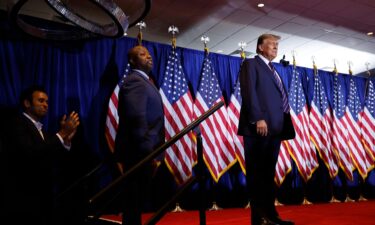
[19,85,47,110]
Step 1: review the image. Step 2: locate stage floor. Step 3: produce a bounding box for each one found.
[99,200,375,225]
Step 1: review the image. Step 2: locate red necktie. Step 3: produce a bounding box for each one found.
[149,76,155,85]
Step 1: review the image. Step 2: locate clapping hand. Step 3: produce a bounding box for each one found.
[58,111,80,144]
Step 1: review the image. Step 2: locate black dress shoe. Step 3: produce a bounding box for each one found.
[270,216,294,225]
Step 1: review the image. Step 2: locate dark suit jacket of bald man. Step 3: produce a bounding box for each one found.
[114,70,165,225]
[114,70,165,168]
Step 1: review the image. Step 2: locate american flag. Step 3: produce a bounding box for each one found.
[332,74,354,180]
[193,55,236,182]
[275,141,292,186]
[160,50,195,184]
[346,77,372,179]
[286,68,318,182]
[105,64,130,152]
[309,71,339,178]
[361,79,375,161]
[227,76,245,174]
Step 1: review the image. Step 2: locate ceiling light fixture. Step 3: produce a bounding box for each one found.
[46,0,129,38]
[257,3,265,8]
[367,32,373,36]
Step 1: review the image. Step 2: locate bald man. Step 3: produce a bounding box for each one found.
[114,45,165,225]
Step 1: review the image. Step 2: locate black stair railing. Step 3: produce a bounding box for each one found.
[87,101,224,225]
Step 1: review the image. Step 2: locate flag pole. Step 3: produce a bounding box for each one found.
[238,41,247,60]
[136,21,146,46]
[312,57,339,203]
[201,35,210,56]
[365,62,371,77]
[344,60,356,203]
[345,60,367,203]
[201,35,222,211]
[311,57,340,204]
[333,59,338,75]
[166,25,186,213]
[348,61,353,76]
[294,52,312,205]
[358,62,371,202]
[168,25,179,50]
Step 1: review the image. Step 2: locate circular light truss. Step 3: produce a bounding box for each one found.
[46,0,129,37]
[7,0,93,40]
[7,0,138,40]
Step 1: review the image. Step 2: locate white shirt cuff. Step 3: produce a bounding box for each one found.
[56,133,71,150]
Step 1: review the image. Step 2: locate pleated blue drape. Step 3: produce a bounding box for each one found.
[1,35,374,205]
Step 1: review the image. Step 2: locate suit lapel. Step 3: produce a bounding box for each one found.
[133,71,160,95]
[22,115,45,142]
[255,56,283,94]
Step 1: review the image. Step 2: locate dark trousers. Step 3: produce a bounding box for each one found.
[121,164,154,225]
[244,135,281,221]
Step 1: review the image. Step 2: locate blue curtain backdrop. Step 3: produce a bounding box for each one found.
[1,34,374,210]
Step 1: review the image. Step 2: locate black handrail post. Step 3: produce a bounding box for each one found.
[195,128,206,225]
[144,176,197,225]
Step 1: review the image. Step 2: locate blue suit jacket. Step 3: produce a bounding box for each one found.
[238,56,294,139]
[114,71,165,168]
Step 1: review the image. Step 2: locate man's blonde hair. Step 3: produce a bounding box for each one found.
[256,34,281,54]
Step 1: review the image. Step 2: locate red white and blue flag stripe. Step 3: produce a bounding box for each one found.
[160,50,195,184]
[193,55,236,182]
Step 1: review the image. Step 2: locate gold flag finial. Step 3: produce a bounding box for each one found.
[136,21,146,46]
[333,59,338,74]
[201,35,210,55]
[240,51,245,59]
[168,25,179,49]
[238,41,247,60]
[292,50,297,68]
[348,61,353,75]
[365,62,371,76]
[312,56,318,75]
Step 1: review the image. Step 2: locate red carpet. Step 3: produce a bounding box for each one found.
[100,200,375,225]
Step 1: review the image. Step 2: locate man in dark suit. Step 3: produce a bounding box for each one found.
[238,34,295,225]
[2,85,80,225]
[114,45,165,225]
